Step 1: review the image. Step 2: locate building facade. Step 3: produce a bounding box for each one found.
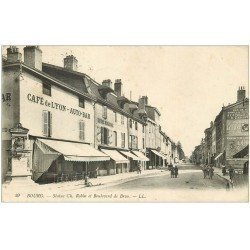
[2,46,183,184]
[192,87,249,169]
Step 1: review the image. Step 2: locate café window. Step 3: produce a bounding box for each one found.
[101,127,109,145]
[79,120,85,141]
[113,131,117,147]
[142,125,145,133]
[42,82,51,96]
[114,112,117,122]
[42,110,52,137]
[121,132,125,148]
[103,106,107,119]
[135,122,138,130]
[142,138,145,149]
[79,97,85,108]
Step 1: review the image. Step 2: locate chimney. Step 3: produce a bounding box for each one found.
[237,86,246,102]
[138,96,148,109]
[114,79,122,97]
[64,55,78,71]
[6,46,22,63]
[102,79,112,89]
[23,46,42,70]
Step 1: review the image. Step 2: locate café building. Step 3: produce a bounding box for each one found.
[2,46,110,183]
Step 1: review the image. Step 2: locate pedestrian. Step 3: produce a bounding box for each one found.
[226,180,230,191]
[202,165,206,179]
[209,166,214,179]
[137,162,142,174]
[171,164,175,178]
[228,165,235,181]
[222,164,226,176]
[174,165,179,178]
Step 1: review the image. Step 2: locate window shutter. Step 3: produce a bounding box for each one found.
[49,112,52,137]
[79,121,85,141]
[101,127,104,144]
[42,111,48,136]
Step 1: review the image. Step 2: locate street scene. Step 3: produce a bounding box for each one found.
[1,46,249,202]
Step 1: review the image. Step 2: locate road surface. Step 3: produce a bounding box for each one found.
[104,164,226,191]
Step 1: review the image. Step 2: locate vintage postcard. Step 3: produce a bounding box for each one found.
[1,45,249,202]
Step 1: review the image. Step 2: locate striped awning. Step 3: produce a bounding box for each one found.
[214,152,223,160]
[39,139,110,162]
[132,151,149,161]
[101,149,129,164]
[119,150,141,160]
[151,149,167,159]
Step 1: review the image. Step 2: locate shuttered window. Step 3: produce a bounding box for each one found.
[79,120,85,141]
[42,111,52,137]
[121,115,124,125]
[101,127,109,145]
[121,133,125,148]
[113,131,117,146]
[103,106,107,119]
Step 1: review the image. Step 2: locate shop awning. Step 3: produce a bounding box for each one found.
[214,152,223,160]
[39,139,110,162]
[101,149,129,164]
[151,149,167,159]
[119,150,141,160]
[233,145,249,158]
[132,151,149,161]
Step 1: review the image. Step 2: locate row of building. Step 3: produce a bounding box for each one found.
[191,87,249,170]
[2,46,183,184]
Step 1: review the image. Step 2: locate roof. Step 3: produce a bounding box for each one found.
[42,63,146,124]
[3,60,146,124]
[215,98,249,122]
[3,61,95,102]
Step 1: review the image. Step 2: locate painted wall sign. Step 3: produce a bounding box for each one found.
[27,93,90,119]
[226,107,248,120]
[227,121,249,132]
[97,118,113,127]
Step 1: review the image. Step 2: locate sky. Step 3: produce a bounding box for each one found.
[2,46,248,156]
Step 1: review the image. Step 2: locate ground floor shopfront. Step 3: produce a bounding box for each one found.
[146,148,167,169]
[32,138,110,183]
[99,148,149,176]
[3,134,153,184]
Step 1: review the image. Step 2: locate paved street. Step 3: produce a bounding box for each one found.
[103,164,226,191]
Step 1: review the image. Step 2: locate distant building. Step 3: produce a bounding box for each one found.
[192,87,249,169]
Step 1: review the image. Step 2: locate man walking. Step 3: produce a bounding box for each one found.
[228,165,235,182]
[209,165,214,179]
[174,165,179,178]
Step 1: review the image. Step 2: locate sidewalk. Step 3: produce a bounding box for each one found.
[52,168,168,192]
[2,168,168,194]
[214,167,231,183]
